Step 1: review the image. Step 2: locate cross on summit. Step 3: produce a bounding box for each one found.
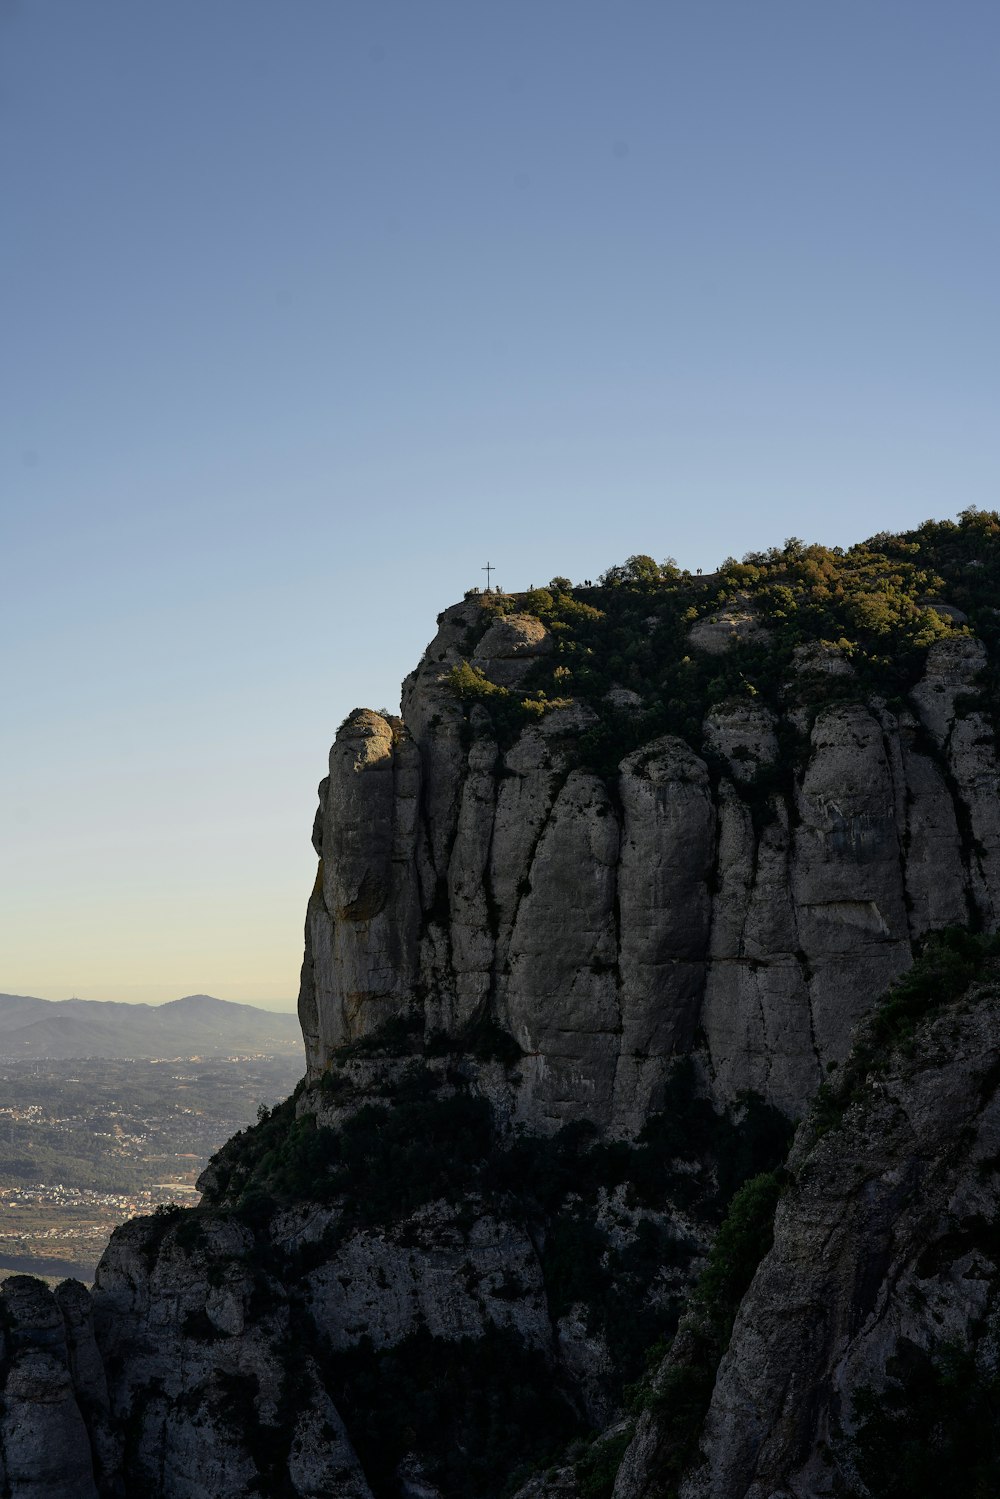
[482,561,495,592]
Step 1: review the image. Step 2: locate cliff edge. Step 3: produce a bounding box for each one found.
[4,511,1000,1498]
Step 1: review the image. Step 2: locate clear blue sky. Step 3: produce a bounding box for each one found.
[3,1,998,1005]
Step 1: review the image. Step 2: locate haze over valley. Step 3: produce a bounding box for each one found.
[0,994,303,1282]
[0,991,301,1061]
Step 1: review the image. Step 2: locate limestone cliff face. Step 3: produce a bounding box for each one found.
[10,522,1000,1499]
[299,600,999,1130]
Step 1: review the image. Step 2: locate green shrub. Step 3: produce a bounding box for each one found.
[330,1091,495,1226]
[575,1427,633,1498]
[452,511,1000,772]
[692,1171,784,1327]
[332,1012,423,1063]
[324,1326,583,1499]
[445,661,509,699]
[486,1061,791,1385]
[848,1339,1000,1498]
[811,927,1000,1138]
[625,1169,786,1496]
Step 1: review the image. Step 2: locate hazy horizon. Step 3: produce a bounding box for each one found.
[0,987,299,1014]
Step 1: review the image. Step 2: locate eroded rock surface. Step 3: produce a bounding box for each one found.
[0,1278,104,1499]
[300,595,1000,1131]
[667,980,1000,1499]
[687,595,766,655]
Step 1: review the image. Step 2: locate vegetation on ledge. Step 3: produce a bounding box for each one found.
[848,1337,1000,1499]
[616,1169,786,1499]
[447,509,1000,774]
[811,926,1000,1138]
[200,1051,791,1407]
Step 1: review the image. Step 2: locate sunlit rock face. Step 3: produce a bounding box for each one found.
[298,707,422,1073]
[300,598,999,1132]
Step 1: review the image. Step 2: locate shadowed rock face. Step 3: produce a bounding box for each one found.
[300,610,999,1132]
[0,1278,107,1499]
[611,979,1000,1499]
[10,560,1000,1499]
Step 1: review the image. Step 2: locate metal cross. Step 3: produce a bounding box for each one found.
[482,561,495,592]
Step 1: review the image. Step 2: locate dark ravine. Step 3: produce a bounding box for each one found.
[4,511,1000,1498]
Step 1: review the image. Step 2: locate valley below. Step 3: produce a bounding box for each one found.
[0,1054,304,1281]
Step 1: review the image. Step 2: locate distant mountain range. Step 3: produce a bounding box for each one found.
[0,992,302,1059]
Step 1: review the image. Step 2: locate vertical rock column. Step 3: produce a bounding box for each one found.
[445,711,500,1032]
[792,704,911,1066]
[0,1277,100,1499]
[614,737,716,1132]
[700,703,820,1115]
[298,709,421,1076]
[500,768,621,1130]
[911,636,1000,927]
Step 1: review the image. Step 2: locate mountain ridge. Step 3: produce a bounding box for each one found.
[0,991,294,1013]
[3,511,1000,1498]
[0,991,301,1059]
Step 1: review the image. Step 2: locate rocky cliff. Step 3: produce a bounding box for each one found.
[299,525,1000,1133]
[612,931,1000,1499]
[5,512,1000,1498]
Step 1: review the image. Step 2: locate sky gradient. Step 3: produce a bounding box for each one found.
[3,2,999,1006]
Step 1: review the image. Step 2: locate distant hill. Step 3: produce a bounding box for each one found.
[0,992,301,1059]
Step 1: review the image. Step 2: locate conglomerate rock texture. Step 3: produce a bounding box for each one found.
[8,517,1000,1498]
[299,600,999,1131]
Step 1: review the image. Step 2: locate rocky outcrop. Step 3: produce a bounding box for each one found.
[613,738,715,1126]
[61,1057,721,1498]
[687,595,766,655]
[910,635,1000,924]
[0,1277,107,1499]
[616,970,1000,1499]
[300,604,1000,1132]
[299,708,422,1072]
[91,1214,373,1499]
[473,612,554,687]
